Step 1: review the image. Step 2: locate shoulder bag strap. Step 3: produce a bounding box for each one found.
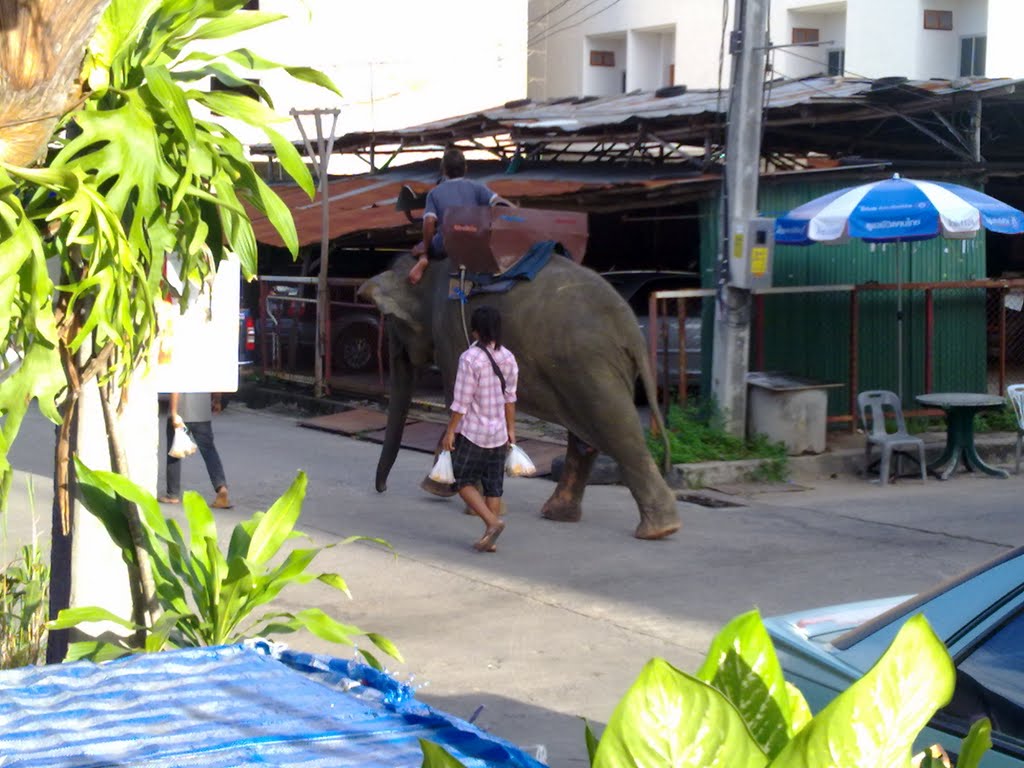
[476,342,506,394]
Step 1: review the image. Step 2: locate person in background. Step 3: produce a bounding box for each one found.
[159,392,232,509]
[408,147,508,285]
[441,305,518,552]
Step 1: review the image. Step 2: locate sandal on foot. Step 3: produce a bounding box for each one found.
[473,521,506,552]
[157,496,180,504]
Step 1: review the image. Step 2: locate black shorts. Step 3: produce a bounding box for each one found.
[451,434,506,497]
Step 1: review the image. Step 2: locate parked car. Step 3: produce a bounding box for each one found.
[256,282,383,374]
[239,307,256,367]
[765,546,1024,766]
[600,270,703,385]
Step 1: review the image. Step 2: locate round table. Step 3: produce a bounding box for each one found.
[914,393,1009,480]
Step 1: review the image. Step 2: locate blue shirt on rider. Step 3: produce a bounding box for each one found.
[423,178,497,257]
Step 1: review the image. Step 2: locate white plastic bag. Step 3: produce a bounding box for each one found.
[429,450,455,484]
[505,444,536,477]
[168,425,197,459]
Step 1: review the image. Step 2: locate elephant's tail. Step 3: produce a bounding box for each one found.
[634,346,673,476]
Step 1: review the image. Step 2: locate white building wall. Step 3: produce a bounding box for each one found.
[844,0,922,79]
[209,0,528,173]
[985,0,1024,77]
[531,0,1021,102]
[528,0,732,100]
[583,34,627,96]
[771,9,847,79]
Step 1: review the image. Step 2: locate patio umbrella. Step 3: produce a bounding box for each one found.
[774,173,1024,400]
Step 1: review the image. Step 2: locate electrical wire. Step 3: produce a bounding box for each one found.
[528,0,576,27]
[528,0,626,47]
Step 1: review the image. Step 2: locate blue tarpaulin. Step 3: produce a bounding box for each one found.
[0,642,548,767]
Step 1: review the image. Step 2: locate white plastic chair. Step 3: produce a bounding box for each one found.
[1007,384,1024,474]
[857,390,927,486]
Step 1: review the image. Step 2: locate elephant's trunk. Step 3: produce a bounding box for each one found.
[376,339,416,493]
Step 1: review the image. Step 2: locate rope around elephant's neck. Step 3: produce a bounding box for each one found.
[458,265,471,349]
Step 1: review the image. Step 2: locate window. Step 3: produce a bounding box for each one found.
[924,10,953,30]
[792,28,819,45]
[827,49,845,76]
[960,36,987,76]
[942,609,1024,735]
[590,50,615,67]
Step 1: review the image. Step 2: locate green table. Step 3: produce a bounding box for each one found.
[915,392,1009,480]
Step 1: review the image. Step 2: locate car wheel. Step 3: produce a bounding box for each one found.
[333,324,378,373]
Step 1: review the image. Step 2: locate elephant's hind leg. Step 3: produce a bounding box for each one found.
[541,432,597,523]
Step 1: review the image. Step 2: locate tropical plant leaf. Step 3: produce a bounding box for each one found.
[419,740,468,768]
[593,657,768,768]
[695,609,795,758]
[770,615,955,768]
[365,632,404,664]
[46,606,139,632]
[954,717,992,768]
[784,682,812,735]
[246,471,306,565]
[584,720,599,766]
[64,640,135,662]
[184,10,287,43]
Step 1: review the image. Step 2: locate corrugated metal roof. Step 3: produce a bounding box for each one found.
[249,161,717,247]
[289,76,1022,150]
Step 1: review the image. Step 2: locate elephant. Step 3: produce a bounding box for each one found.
[357,252,681,540]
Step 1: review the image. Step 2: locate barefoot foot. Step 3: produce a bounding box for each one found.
[474,521,506,552]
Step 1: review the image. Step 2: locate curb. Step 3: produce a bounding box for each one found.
[676,433,1020,487]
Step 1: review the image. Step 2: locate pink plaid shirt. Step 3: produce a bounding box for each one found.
[450,343,518,448]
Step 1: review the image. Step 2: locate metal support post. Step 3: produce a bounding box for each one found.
[291,108,340,397]
[711,0,770,436]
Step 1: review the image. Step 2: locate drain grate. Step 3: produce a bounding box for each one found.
[676,493,745,509]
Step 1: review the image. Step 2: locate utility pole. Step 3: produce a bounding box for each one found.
[711,0,770,436]
[292,108,340,397]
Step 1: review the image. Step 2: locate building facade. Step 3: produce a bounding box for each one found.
[211,0,528,172]
[528,0,1024,100]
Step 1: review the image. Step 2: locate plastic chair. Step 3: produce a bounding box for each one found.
[1006,384,1024,474]
[857,390,927,486]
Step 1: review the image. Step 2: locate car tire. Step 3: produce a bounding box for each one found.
[332,324,379,373]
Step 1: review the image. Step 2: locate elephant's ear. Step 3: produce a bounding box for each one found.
[358,270,424,335]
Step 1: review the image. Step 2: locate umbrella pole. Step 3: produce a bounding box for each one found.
[898,244,904,404]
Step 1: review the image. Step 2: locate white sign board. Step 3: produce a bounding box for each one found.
[153,254,240,394]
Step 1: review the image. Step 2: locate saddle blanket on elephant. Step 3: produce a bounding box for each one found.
[448,239,571,301]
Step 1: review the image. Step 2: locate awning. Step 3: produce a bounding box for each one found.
[248,162,716,248]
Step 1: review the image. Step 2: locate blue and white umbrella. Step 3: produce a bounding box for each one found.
[775,173,1024,245]
[774,174,1024,400]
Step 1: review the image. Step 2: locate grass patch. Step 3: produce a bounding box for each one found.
[648,401,789,479]
[1,479,48,669]
[975,403,1019,433]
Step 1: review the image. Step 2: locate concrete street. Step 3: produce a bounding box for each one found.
[7,400,1023,767]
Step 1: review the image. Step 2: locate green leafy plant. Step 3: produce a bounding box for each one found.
[648,401,789,477]
[0,480,49,668]
[0,0,337,508]
[974,403,1018,433]
[47,461,400,668]
[422,610,992,768]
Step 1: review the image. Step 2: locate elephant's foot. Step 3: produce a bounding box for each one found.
[541,497,583,523]
[420,475,457,498]
[634,511,681,540]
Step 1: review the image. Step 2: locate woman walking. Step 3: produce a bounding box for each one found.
[442,306,518,552]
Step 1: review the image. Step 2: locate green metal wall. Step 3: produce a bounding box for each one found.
[698,180,988,415]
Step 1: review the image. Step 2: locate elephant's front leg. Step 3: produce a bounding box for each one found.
[542,432,598,522]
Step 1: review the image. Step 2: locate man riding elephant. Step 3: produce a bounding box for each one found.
[408,148,511,285]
